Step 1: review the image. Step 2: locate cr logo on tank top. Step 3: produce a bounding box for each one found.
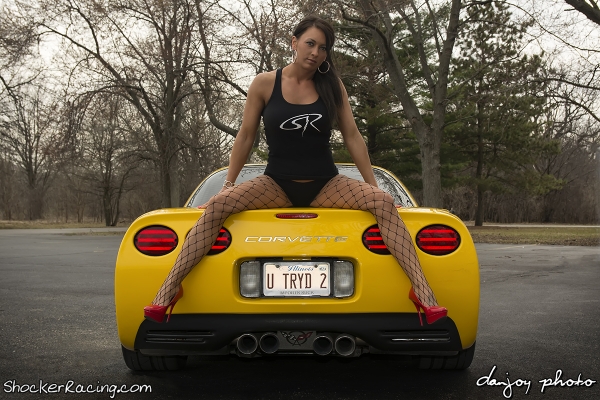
[280,113,323,136]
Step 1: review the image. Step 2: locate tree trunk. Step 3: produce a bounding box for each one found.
[169,153,180,208]
[27,186,43,220]
[354,0,461,207]
[417,128,443,208]
[160,161,172,209]
[475,184,484,226]
[475,104,484,227]
[155,124,180,208]
[103,190,112,227]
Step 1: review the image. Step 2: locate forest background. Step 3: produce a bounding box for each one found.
[1,0,599,227]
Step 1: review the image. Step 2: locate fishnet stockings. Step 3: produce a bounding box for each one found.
[310,175,439,307]
[152,174,438,308]
[152,175,292,305]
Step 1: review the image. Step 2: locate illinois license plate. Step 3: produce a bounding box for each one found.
[263,262,330,297]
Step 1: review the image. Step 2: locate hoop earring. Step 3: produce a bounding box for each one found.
[318,61,330,74]
[292,49,297,63]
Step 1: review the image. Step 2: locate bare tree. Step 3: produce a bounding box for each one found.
[22,0,202,207]
[70,94,138,226]
[193,0,295,142]
[0,84,61,219]
[565,0,600,25]
[534,93,600,222]
[177,91,234,197]
[0,3,38,92]
[0,151,20,220]
[316,0,461,207]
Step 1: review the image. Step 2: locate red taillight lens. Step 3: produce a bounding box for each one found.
[275,213,318,219]
[416,225,461,255]
[134,226,178,256]
[207,228,231,255]
[362,225,391,255]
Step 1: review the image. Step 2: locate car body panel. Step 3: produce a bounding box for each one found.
[116,208,479,352]
[115,165,479,366]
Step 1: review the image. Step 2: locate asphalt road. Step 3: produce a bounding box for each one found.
[0,230,598,400]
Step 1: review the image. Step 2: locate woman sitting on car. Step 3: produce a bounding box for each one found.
[143,15,447,326]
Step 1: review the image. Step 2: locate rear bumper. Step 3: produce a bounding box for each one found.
[134,313,464,357]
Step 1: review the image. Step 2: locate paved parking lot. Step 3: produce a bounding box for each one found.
[0,230,598,399]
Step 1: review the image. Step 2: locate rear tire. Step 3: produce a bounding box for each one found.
[417,342,476,370]
[121,346,187,371]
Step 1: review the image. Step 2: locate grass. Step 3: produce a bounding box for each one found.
[0,220,130,229]
[1,220,598,246]
[467,226,600,246]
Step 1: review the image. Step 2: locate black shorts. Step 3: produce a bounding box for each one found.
[266,174,335,207]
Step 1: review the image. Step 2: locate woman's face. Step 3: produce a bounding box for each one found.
[292,26,328,70]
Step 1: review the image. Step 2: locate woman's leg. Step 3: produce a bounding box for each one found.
[151,175,292,306]
[310,175,438,307]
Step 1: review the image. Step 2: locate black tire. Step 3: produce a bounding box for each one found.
[417,342,476,370]
[121,346,187,371]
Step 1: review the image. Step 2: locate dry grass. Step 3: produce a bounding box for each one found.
[468,226,600,246]
[0,220,130,229]
[61,230,126,236]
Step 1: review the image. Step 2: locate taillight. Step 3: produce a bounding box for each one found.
[134,226,178,256]
[207,228,231,255]
[362,225,391,255]
[416,225,460,255]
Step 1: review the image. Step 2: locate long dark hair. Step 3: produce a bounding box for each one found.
[293,16,343,127]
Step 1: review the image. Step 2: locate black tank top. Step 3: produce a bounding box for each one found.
[262,69,338,179]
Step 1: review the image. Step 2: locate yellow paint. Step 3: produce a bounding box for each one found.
[115,167,479,351]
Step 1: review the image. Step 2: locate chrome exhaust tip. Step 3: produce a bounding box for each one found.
[236,333,258,355]
[334,335,356,357]
[313,334,333,356]
[259,333,280,354]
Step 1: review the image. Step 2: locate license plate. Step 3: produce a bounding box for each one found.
[263,262,330,297]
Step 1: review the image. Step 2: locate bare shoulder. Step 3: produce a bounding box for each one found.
[253,70,277,85]
[249,71,277,98]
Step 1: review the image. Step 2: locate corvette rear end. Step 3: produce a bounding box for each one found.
[115,165,479,370]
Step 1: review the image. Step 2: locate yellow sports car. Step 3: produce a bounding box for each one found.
[115,164,479,370]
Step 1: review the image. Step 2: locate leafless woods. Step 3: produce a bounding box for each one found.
[0,0,598,225]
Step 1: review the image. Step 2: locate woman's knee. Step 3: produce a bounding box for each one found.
[361,188,394,209]
[205,191,239,215]
[379,191,395,206]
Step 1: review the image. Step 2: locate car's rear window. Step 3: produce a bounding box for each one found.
[186,165,415,208]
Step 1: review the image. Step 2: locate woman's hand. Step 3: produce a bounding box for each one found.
[197,183,236,209]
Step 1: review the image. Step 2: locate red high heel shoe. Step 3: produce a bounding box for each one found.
[408,288,447,326]
[144,285,184,323]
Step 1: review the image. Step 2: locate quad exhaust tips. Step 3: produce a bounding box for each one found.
[259,333,280,354]
[313,334,356,356]
[236,333,258,355]
[313,334,334,356]
[334,335,356,356]
[237,332,356,356]
[237,333,280,355]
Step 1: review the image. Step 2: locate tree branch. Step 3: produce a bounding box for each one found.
[565,0,600,26]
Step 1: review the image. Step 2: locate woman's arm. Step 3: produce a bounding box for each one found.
[337,82,379,188]
[224,73,273,186]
